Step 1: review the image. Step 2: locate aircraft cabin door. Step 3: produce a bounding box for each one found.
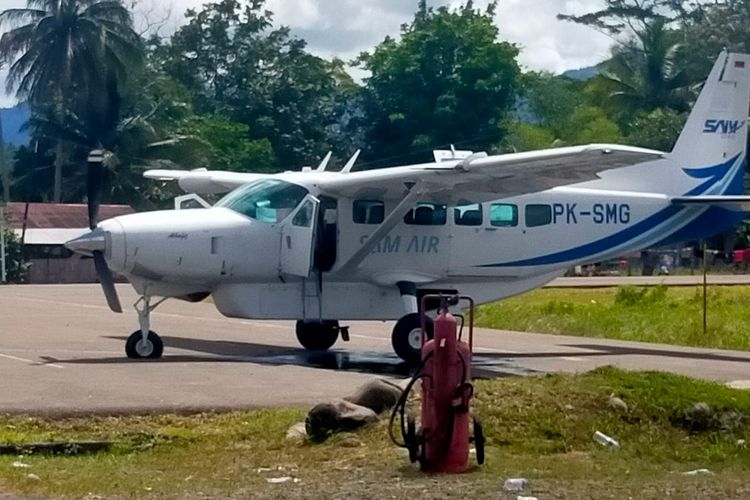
[280,194,320,277]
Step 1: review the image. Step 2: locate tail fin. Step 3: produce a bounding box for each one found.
[671,51,750,166]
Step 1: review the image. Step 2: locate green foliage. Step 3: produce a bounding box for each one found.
[614,285,668,305]
[626,107,687,151]
[522,73,585,137]
[180,116,276,172]
[680,1,750,77]
[476,285,750,351]
[156,0,354,168]
[565,106,623,144]
[0,228,27,283]
[0,0,143,202]
[0,370,750,498]
[557,0,692,35]
[502,123,556,152]
[358,1,520,166]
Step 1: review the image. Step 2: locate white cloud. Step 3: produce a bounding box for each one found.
[0,0,614,107]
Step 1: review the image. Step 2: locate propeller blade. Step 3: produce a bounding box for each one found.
[93,250,122,313]
[87,149,105,230]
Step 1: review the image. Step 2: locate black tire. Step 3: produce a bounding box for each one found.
[125,330,164,359]
[406,415,419,464]
[295,320,339,351]
[473,417,485,465]
[392,313,434,364]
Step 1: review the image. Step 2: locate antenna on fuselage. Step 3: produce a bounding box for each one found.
[315,151,333,171]
[341,149,361,173]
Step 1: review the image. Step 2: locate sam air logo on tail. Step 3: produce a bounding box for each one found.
[703,119,745,134]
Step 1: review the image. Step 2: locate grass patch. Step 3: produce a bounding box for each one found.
[1,368,749,498]
[475,285,750,350]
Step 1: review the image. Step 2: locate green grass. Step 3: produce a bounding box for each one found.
[475,285,750,350]
[1,368,750,498]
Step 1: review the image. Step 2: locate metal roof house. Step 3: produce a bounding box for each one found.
[5,203,134,283]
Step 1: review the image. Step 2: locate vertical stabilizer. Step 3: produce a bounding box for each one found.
[671,52,750,167]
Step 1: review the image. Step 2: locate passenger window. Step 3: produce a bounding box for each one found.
[489,204,518,227]
[353,200,385,224]
[404,203,447,226]
[525,204,552,227]
[455,202,482,226]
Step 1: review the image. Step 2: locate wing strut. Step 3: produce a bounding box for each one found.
[336,182,428,275]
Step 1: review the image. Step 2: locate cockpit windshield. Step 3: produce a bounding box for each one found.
[215,179,309,223]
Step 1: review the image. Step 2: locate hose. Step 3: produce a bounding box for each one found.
[388,352,433,449]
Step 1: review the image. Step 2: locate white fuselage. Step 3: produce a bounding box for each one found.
[98,151,744,322]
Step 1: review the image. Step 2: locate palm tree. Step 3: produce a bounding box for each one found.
[0,0,142,202]
[591,18,694,116]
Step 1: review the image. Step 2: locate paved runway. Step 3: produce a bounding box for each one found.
[1,284,749,415]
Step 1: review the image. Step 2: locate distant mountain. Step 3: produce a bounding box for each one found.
[562,64,603,81]
[1,103,30,146]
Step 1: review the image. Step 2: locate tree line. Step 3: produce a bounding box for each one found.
[0,0,749,209]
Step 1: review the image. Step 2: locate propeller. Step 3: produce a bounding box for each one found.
[87,149,123,313]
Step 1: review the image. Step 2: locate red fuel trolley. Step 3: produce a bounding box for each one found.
[389,294,485,473]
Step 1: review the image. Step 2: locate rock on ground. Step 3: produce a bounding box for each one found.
[344,379,402,414]
[306,399,378,442]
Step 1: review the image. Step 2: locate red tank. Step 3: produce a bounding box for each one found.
[420,309,472,473]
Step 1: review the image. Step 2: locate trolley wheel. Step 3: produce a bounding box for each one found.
[406,415,419,464]
[392,313,434,364]
[473,416,485,465]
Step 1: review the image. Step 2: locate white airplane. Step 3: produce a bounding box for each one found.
[68,51,750,364]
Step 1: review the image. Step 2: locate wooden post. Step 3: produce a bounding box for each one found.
[703,241,708,336]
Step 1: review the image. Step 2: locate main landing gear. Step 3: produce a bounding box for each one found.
[295,320,349,351]
[391,281,434,364]
[392,313,434,365]
[125,296,167,360]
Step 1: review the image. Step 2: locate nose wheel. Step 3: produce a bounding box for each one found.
[295,320,340,351]
[125,295,167,360]
[125,330,164,359]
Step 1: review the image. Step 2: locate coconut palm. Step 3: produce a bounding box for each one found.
[591,18,694,117]
[0,0,142,202]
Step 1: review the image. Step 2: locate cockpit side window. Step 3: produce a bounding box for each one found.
[216,179,309,223]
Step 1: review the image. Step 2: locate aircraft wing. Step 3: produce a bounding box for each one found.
[143,169,269,194]
[320,144,665,203]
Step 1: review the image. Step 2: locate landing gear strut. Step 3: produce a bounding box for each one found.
[295,320,340,351]
[125,296,167,359]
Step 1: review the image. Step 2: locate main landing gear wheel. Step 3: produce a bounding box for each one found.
[125,330,164,359]
[392,313,433,365]
[296,320,339,351]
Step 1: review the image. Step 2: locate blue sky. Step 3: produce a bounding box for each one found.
[0,0,612,107]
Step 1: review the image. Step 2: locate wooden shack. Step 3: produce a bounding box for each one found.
[6,203,134,284]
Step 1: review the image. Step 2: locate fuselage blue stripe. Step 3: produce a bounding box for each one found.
[479,154,744,268]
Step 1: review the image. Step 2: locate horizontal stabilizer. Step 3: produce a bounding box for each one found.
[671,195,750,211]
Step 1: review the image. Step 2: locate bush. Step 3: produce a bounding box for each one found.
[0,229,28,283]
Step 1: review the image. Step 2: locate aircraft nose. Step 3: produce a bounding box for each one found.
[65,227,106,255]
[65,219,126,271]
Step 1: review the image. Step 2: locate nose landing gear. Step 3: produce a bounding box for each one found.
[125,296,167,360]
[295,320,341,351]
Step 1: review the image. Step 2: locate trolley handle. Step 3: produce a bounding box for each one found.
[419,294,475,352]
